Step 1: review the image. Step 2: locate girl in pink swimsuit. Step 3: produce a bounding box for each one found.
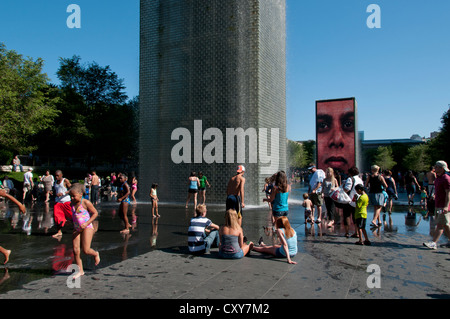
[69,183,100,278]
[73,199,94,232]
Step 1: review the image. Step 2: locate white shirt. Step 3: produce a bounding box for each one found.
[55,178,70,203]
[309,169,326,193]
[344,175,364,207]
[24,171,33,185]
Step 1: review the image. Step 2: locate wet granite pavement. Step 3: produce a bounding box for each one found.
[0,184,449,300]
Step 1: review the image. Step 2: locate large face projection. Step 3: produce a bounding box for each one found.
[316,98,356,175]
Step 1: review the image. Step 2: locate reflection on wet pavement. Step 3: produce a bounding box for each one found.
[0,184,442,294]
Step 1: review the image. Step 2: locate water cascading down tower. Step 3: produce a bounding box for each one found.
[139,0,286,206]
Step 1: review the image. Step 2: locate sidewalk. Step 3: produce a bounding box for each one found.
[1,209,448,301]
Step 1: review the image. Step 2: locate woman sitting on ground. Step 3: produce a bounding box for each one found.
[252,216,297,264]
[218,209,253,259]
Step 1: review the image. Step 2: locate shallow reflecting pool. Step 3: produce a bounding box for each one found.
[0,184,444,295]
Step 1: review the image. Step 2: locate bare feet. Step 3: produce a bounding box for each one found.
[95,251,100,266]
[52,231,63,239]
[3,250,11,265]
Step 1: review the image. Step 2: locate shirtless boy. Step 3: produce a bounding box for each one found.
[226,165,246,225]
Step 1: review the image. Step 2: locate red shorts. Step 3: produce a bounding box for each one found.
[53,202,72,227]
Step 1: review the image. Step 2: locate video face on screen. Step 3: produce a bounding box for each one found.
[316,98,356,175]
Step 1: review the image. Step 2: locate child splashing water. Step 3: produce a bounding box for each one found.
[69,183,100,278]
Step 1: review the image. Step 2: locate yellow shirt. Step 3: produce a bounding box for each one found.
[355,193,369,219]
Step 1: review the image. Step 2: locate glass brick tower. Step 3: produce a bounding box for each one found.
[139,0,286,206]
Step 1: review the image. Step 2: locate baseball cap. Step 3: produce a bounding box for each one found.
[435,160,449,172]
[237,165,245,173]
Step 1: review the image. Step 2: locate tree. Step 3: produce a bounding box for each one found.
[31,87,93,158]
[57,55,128,106]
[33,56,135,166]
[302,140,316,165]
[287,140,307,169]
[403,144,431,172]
[427,108,450,163]
[373,146,396,170]
[0,43,60,154]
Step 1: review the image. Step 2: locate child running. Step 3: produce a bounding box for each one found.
[69,184,100,278]
[150,183,160,217]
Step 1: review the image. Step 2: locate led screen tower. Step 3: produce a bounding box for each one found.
[139,0,286,205]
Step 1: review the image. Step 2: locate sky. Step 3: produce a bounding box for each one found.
[1,0,449,142]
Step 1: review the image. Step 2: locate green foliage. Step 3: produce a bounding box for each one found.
[427,108,450,164]
[0,149,13,165]
[302,140,316,165]
[30,55,138,165]
[287,140,307,168]
[57,55,128,106]
[403,144,431,172]
[0,43,60,154]
[373,146,397,170]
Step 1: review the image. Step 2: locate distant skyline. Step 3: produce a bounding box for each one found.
[1,1,449,142]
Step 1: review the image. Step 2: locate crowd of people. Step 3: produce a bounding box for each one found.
[0,168,139,275]
[187,166,298,264]
[1,159,449,274]
[299,161,450,249]
[0,168,138,206]
[186,160,449,264]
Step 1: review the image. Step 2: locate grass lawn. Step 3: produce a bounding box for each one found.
[1,171,26,182]
[1,168,49,182]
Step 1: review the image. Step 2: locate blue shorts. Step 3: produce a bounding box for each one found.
[226,195,242,217]
[275,248,296,259]
[219,249,244,259]
[272,210,288,218]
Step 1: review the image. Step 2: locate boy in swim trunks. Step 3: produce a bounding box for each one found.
[302,193,313,223]
[226,165,246,225]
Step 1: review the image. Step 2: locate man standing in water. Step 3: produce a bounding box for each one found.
[91,171,100,205]
[308,163,326,223]
[423,161,450,250]
[226,165,246,225]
